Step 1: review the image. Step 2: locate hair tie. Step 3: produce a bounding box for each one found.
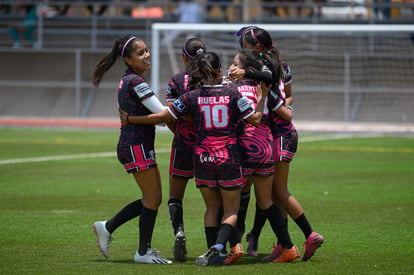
[121,36,136,57]
[250,29,267,50]
[182,42,193,58]
[259,53,263,58]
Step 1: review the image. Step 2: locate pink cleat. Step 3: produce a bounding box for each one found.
[302,232,324,261]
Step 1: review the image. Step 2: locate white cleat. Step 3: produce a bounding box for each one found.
[134,248,172,264]
[92,221,113,259]
[195,246,219,267]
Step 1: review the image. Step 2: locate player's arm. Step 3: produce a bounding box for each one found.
[268,89,292,122]
[284,82,292,105]
[275,105,293,122]
[245,82,270,126]
[228,67,272,85]
[120,108,173,125]
[283,62,293,105]
[165,101,178,132]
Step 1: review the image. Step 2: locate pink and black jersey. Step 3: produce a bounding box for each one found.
[168,84,255,167]
[166,71,191,102]
[282,61,292,87]
[232,79,270,127]
[118,68,156,147]
[232,79,273,174]
[268,80,296,138]
[165,70,196,151]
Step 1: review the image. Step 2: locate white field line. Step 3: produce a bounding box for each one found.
[0,148,171,165]
[0,134,376,165]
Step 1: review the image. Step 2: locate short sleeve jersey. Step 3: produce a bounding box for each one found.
[165,70,197,150]
[168,84,255,160]
[117,68,156,146]
[231,79,270,129]
[268,79,296,138]
[282,61,292,86]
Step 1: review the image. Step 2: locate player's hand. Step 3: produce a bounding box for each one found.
[119,108,129,125]
[257,82,270,101]
[227,67,245,82]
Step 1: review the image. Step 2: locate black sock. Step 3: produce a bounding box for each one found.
[105,199,143,234]
[250,203,267,238]
[205,226,218,248]
[216,223,234,247]
[227,225,240,247]
[217,206,223,224]
[264,204,293,249]
[236,190,250,241]
[294,213,313,239]
[278,218,288,245]
[168,198,184,235]
[138,207,158,255]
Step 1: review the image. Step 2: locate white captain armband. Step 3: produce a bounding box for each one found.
[142,95,168,126]
[142,95,167,113]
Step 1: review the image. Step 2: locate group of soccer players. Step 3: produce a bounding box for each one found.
[91,25,324,266]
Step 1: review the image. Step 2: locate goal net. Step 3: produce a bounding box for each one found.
[151,23,414,125]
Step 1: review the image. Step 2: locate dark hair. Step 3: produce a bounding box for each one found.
[183,37,206,59]
[188,51,221,90]
[183,37,207,83]
[92,35,141,87]
[239,27,284,89]
[237,49,263,72]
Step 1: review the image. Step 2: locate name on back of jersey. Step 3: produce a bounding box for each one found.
[198,96,230,105]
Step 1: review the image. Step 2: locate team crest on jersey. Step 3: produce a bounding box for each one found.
[173,98,185,112]
[133,82,152,98]
[237,97,251,112]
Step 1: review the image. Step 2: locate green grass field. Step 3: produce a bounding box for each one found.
[0,127,413,274]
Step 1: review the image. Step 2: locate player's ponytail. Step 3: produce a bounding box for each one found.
[93,35,140,87]
[188,51,221,89]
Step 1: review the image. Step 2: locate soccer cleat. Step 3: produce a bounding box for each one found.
[92,221,113,259]
[273,246,300,263]
[173,230,187,262]
[134,248,172,264]
[224,243,244,265]
[262,243,282,261]
[302,232,324,261]
[246,232,259,257]
[195,246,220,267]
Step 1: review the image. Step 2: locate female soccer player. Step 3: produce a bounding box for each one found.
[234,26,324,262]
[224,49,299,264]
[120,51,268,266]
[91,34,172,264]
[165,37,206,262]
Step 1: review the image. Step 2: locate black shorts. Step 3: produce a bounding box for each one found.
[117,144,157,173]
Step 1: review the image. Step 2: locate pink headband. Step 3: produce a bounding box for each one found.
[121,36,136,57]
[250,29,267,50]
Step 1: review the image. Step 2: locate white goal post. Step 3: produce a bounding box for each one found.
[151,23,414,124]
